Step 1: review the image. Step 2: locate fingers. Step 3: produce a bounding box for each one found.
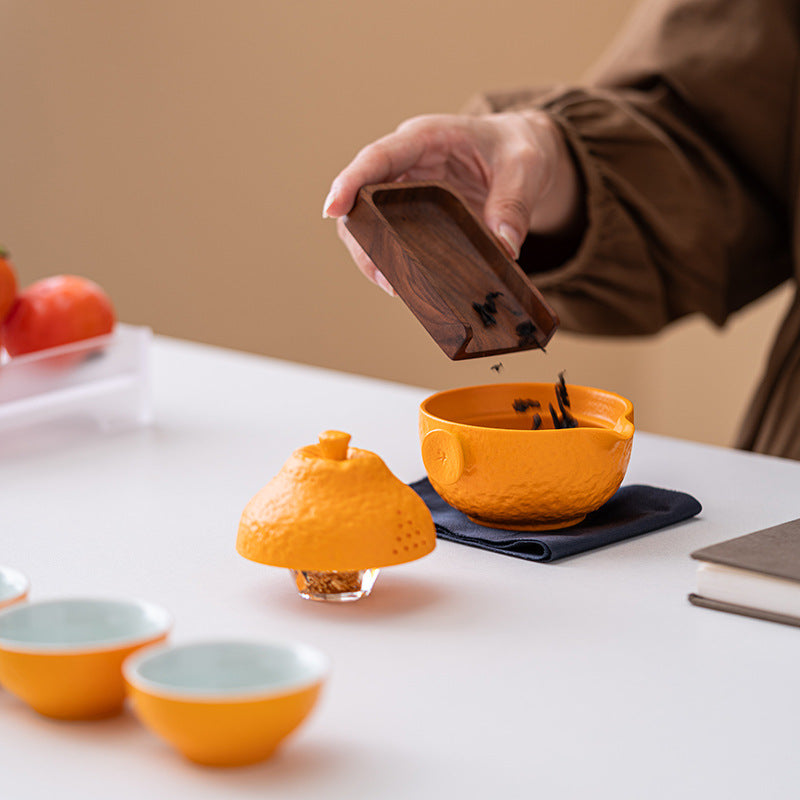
[483,159,540,260]
[482,119,550,260]
[323,116,453,218]
[336,219,396,296]
[484,111,581,252]
[323,131,428,218]
[325,115,460,297]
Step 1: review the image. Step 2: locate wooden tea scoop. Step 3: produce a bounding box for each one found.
[344,180,559,360]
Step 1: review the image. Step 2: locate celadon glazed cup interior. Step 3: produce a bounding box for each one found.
[419,382,634,531]
[0,597,171,719]
[0,566,30,610]
[124,640,329,767]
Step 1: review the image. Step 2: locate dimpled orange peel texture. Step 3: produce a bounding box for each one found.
[236,431,435,571]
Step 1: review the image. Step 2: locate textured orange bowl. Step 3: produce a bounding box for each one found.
[125,640,329,767]
[0,598,171,719]
[419,382,634,530]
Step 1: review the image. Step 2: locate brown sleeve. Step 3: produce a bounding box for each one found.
[467,0,796,335]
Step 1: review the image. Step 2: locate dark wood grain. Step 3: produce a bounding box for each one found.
[344,181,559,360]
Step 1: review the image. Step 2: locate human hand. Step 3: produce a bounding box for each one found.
[323,110,581,295]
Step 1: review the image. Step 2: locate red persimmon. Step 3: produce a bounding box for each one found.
[0,247,17,325]
[2,275,116,357]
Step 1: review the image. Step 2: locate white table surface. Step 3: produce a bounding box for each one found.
[3,337,800,799]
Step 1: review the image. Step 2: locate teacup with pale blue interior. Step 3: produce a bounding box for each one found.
[0,566,30,610]
[0,597,171,719]
[124,640,330,766]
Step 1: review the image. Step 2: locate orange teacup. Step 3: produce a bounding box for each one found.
[0,597,171,719]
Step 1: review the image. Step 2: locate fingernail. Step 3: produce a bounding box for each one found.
[496,223,520,260]
[322,187,338,219]
[374,271,396,296]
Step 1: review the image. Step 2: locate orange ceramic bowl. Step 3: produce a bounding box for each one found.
[0,598,171,719]
[124,640,329,767]
[419,382,634,530]
[0,566,30,610]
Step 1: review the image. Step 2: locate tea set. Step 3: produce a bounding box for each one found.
[0,181,635,767]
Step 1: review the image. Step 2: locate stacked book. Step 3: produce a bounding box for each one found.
[690,518,800,628]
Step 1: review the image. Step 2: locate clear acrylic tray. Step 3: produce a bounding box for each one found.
[0,324,152,434]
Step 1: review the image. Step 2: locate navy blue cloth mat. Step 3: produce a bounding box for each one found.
[410,478,702,562]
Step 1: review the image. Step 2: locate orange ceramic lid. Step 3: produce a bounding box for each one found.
[236,431,436,571]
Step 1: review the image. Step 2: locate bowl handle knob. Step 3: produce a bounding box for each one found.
[421,429,464,485]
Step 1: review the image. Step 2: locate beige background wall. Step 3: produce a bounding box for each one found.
[0,1,791,447]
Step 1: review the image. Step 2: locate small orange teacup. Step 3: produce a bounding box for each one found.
[125,640,329,767]
[0,597,171,719]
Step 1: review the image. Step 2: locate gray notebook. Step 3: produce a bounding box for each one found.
[689,518,800,628]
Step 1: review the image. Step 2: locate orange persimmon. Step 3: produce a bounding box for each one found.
[2,275,115,357]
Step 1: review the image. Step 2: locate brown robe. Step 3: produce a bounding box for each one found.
[469,0,800,458]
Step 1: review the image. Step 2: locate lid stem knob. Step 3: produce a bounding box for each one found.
[319,430,351,460]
